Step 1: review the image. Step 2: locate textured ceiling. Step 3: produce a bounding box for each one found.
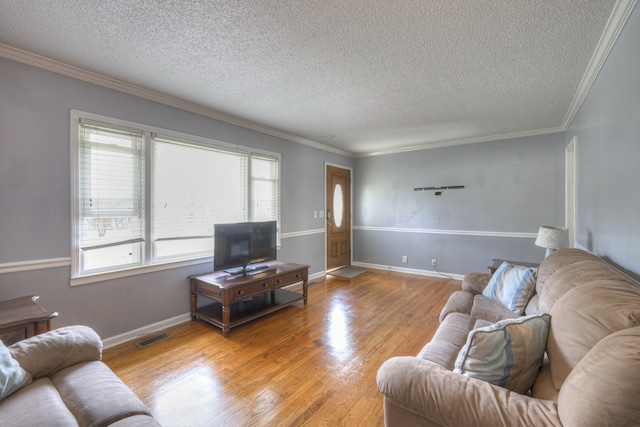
[0,0,619,156]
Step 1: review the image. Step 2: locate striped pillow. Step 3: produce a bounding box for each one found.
[482,262,537,314]
[453,314,550,394]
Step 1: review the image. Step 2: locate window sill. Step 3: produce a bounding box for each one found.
[70,256,213,286]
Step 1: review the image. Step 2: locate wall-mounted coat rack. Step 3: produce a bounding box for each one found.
[414,185,464,196]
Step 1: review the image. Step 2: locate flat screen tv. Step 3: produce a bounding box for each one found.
[214,221,277,275]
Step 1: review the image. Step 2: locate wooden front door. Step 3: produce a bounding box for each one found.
[326,165,351,271]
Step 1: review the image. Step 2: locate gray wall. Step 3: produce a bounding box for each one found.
[0,57,352,338]
[2,3,638,340]
[353,133,567,274]
[352,2,640,279]
[567,2,640,280]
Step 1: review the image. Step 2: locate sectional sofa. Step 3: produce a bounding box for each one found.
[377,248,640,426]
[0,325,160,426]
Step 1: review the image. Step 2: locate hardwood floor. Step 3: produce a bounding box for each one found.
[102,268,461,426]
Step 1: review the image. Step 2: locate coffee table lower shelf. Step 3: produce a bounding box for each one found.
[193,289,304,335]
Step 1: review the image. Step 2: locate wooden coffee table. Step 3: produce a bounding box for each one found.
[190,260,309,337]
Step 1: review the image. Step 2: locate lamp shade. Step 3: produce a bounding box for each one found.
[535,226,569,250]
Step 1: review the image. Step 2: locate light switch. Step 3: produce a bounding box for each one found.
[319,211,324,218]
[313,210,318,218]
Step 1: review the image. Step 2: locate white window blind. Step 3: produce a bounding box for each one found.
[71,111,280,283]
[78,121,145,273]
[152,137,248,260]
[251,155,279,222]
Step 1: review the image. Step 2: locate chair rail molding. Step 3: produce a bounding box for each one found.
[0,257,71,275]
[280,228,325,239]
[353,226,536,239]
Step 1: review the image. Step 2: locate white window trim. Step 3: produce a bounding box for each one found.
[70,110,281,286]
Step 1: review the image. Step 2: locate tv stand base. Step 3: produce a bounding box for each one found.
[190,261,309,337]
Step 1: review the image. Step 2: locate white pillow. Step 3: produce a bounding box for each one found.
[0,341,32,401]
[454,314,550,394]
[482,262,537,314]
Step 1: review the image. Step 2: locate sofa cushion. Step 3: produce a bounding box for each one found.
[482,262,537,315]
[535,249,600,293]
[109,414,162,426]
[416,341,461,371]
[536,249,602,297]
[453,314,550,394]
[0,377,79,426]
[439,290,474,322]
[538,259,628,313]
[377,356,562,427]
[431,312,476,348]
[461,272,491,294]
[9,325,102,379]
[547,280,640,389]
[524,294,540,316]
[530,359,558,402]
[51,360,152,427]
[0,341,31,401]
[472,319,493,329]
[419,313,476,370]
[418,314,497,371]
[469,294,520,323]
[558,326,640,427]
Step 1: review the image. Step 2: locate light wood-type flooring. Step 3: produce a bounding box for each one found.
[102,268,461,426]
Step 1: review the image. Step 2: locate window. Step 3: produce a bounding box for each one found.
[251,155,279,222]
[77,121,145,273]
[71,111,280,284]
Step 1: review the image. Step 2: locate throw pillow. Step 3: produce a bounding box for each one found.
[0,341,32,401]
[453,314,550,394]
[482,262,537,314]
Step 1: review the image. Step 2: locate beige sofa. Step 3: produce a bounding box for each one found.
[0,325,160,426]
[377,249,640,426]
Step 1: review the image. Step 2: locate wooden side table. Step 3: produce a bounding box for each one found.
[0,295,58,346]
[489,259,540,275]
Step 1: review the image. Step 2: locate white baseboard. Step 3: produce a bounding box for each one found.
[351,261,464,280]
[102,313,192,349]
[308,271,327,281]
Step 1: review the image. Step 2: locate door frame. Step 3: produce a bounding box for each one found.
[325,162,353,272]
[565,136,577,248]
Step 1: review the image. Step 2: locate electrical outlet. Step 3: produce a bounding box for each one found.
[431,258,437,267]
[402,255,408,263]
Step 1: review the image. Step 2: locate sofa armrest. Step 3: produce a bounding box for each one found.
[8,325,102,379]
[461,272,491,294]
[377,356,561,427]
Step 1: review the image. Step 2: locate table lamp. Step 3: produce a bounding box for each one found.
[535,226,569,258]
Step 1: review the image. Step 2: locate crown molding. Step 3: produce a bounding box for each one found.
[358,126,566,157]
[562,0,638,129]
[0,43,353,158]
[1,0,634,160]
[358,0,636,157]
